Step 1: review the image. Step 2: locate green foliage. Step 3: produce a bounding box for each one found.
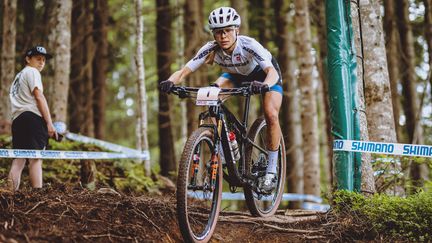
[371,154,432,193]
[333,190,432,241]
[112,160,156,193]
[0,136,157,193]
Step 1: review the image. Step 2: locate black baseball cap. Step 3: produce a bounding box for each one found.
[25,46,53,59]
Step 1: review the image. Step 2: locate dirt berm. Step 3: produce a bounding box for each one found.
[0,185,354,242]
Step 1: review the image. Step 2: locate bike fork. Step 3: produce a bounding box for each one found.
[210,152,219,191]
[191,153,200,185]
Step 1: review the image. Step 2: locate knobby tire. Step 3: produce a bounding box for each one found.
[177,127,223,243]
[243,117,286,217]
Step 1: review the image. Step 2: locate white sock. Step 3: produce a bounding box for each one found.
[267,150,278,174]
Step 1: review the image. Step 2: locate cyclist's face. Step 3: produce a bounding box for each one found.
[26,55,46,72]
[213,26,238,51]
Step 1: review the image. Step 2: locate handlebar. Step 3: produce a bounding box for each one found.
[170,86,253,98]
[169,84,270,98]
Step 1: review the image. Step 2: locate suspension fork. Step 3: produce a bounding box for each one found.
[191,146,200,186]
[210,112,224,191]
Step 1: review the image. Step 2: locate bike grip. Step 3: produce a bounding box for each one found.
[261,85,270,93]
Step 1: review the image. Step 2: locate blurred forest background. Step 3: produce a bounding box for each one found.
[0,0,432,200]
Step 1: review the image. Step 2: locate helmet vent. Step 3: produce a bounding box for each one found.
[208,7,241,30]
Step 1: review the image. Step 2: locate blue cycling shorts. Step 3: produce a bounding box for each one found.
[220,57,283,95]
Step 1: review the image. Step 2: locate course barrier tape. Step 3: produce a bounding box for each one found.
[302,202,330,212]
[0,148,149,160]
[65,132,145,156]
[188,191,329,211]
[0,132,150,160]
[333,139,432,158]
[373,169,403,177]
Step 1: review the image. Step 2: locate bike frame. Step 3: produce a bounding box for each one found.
[197,90,266,191]
[171,85,269,191]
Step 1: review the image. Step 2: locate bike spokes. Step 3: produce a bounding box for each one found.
[244,118,286,217]
[177,128,222,242]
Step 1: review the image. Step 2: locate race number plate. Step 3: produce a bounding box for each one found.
[196,87,221,106]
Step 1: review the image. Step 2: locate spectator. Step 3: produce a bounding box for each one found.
[8,45,57,191]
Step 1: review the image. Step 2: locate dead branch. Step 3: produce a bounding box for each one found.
[132,208,162,232]
[24,201,46,215]
[83,233,134,240]
[262,223,320,234]
[218,214,320,224]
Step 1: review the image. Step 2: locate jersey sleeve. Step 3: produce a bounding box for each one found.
[243,38,274,70]
[26,67,43,94]
[185,41,219,72]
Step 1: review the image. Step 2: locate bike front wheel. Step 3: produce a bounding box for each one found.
[177,127,223,243]
[243,117,286,217]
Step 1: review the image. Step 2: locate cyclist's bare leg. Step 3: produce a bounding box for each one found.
[214,76,234,88]
[258,90,282,191]
[263,91,282,151]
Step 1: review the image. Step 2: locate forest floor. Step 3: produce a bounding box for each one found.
[0,184,366,243]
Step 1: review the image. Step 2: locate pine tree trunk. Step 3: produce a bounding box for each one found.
[19,0,36,50]
[425,0,432,110]
[156,0,177,177]
[396,0,429,189]
[351,1,376,194]
[92,0,108,139]
[311,0,333,192]
[70,0,96,189]
[135,0,151,176]
[230,0,249,34]
[184,0,207,136]
[69,1,84,134]
[69,0,95,137]
[257,0,271,47]
[0,0,17,135]
[358,0,398,144]
[82,1,95,137]
[46,0,72,123]
[294,0,320,197]
[384,0,403,141]
[275,0,304,209]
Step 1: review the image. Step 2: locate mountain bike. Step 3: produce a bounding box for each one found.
[171,85,286,243]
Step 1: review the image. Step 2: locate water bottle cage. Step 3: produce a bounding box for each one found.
[227,131,239,161]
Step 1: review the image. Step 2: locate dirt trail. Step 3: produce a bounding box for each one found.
[0,185,336,243]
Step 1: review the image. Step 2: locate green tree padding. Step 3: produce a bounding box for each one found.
[326,0,361,191]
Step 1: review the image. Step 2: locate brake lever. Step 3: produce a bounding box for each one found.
[242,86,252,96]
[177,87,189,98]
[261,85,270,94]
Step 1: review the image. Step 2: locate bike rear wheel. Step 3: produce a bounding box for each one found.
[177,127,223,243]
[243,117,286,217]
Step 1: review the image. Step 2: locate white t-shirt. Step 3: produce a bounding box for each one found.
[9,66,44,120]
[185,35,274,75]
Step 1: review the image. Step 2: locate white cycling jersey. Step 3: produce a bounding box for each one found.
[185,35,274,76]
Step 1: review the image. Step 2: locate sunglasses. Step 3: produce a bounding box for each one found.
[212,27,236,37]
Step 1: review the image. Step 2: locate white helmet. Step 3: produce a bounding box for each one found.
[208,7,241,30]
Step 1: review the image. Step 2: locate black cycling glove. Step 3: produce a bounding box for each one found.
[250,81,269,94]
[159,80,174,93]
